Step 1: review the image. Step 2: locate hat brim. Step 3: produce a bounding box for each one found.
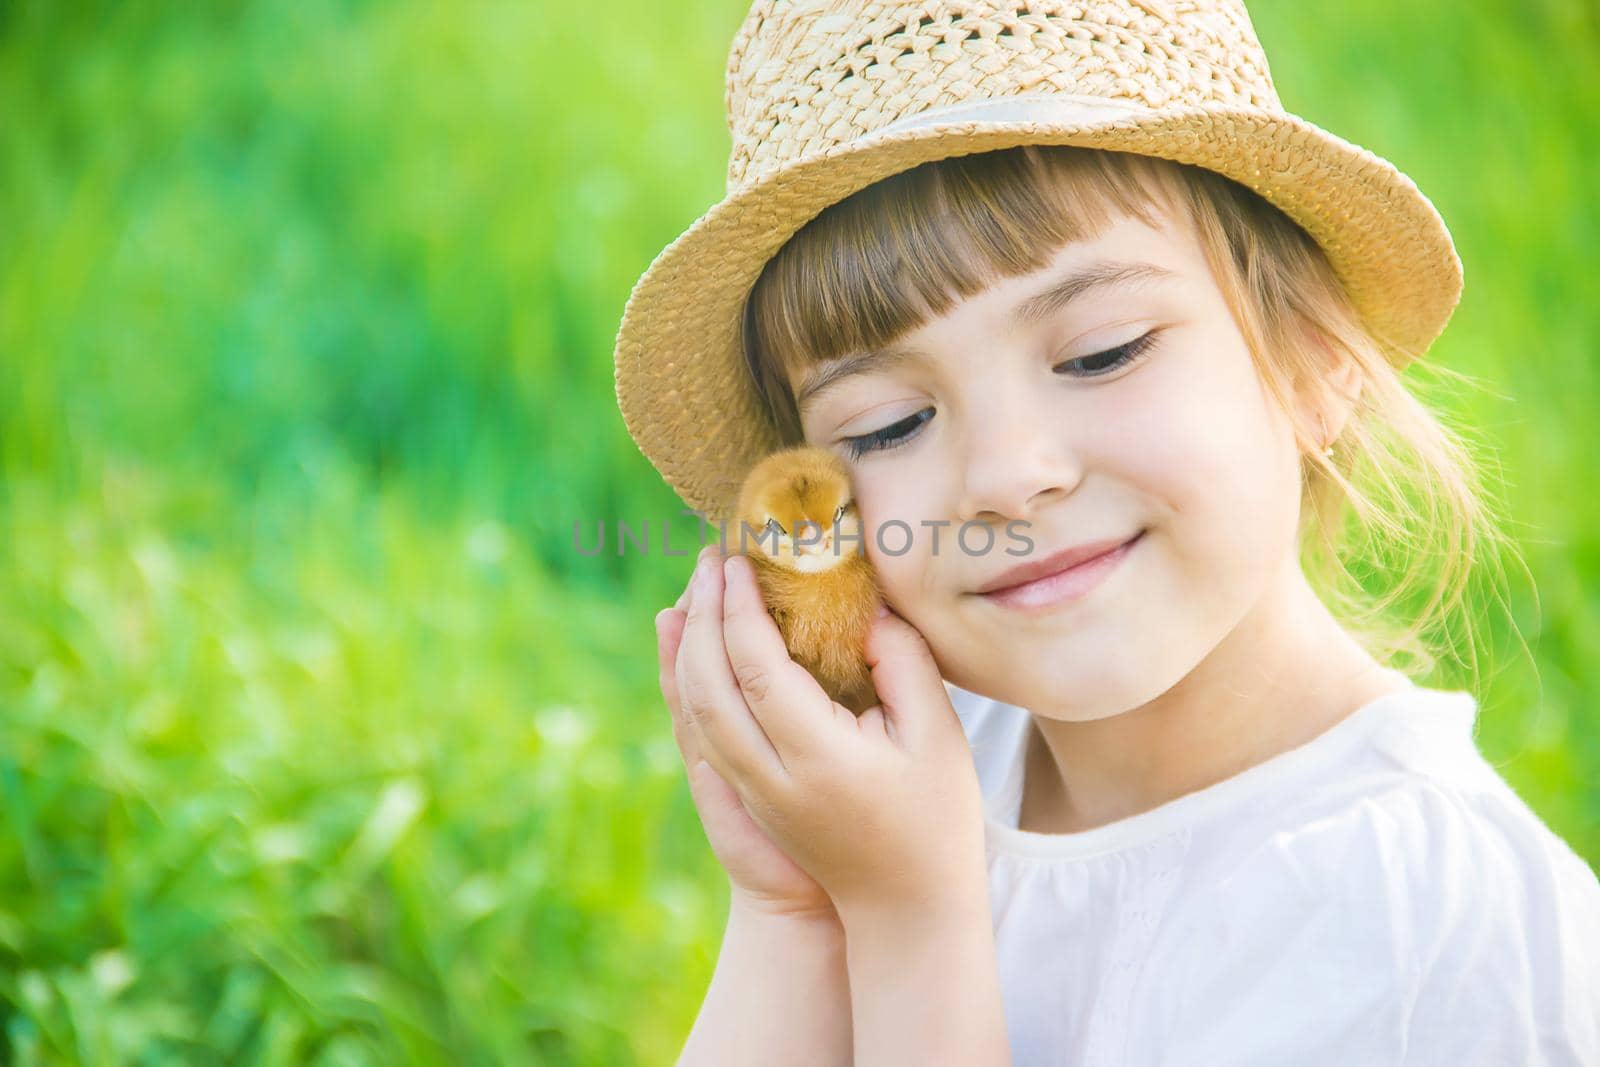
[613,103,1462,524]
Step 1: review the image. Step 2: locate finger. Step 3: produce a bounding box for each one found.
[665,549,719,748]
[658,607,748,824]
[655,606,701,767]
[676,549,788,786]
[864,608,949,748]
[675,543,717,611]
[721,553,841,760]
[668,545,731,745]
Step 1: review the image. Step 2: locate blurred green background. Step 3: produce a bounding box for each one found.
[1,0,1595,1062]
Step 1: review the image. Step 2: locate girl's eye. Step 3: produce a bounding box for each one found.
[1053,329,1161,378]
[840,407,934,460]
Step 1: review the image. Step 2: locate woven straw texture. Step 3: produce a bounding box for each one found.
[614,0,1463,524]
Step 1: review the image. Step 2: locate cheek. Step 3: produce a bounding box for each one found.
[850,463,944,608]
[1133,340,1303,566]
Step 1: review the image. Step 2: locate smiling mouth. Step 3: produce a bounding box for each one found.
[974,530,1145,610]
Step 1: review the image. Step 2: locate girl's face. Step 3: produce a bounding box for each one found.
[791,204,1311,721]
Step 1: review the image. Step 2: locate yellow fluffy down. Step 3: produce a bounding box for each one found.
[746,549,881,714]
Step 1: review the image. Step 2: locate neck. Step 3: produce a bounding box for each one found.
[1019,551,1409,834]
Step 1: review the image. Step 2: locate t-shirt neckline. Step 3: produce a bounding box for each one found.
[983,671,1436,861]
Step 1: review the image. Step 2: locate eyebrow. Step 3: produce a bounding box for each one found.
[794,260,1178,409]
[1012,261,1177,328]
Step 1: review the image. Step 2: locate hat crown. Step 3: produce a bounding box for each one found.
[723,0,1281,192]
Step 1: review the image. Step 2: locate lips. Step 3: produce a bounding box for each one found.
[973,531,1144,595]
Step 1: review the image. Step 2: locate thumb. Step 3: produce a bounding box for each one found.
[864,607,949,745]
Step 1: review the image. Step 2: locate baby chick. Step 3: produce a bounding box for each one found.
[731,446,882,715]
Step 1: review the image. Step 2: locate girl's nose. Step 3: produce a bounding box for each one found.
[955,396,1082,524]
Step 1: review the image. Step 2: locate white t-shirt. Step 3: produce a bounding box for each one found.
[949,675,1600,1066]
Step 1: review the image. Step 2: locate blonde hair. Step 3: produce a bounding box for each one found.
[741,146,1524,685]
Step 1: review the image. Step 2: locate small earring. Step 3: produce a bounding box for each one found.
[1318,414,1336,461]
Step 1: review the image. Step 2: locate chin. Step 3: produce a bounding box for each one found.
[1003,676,1145,722]
[948,639,1145,716]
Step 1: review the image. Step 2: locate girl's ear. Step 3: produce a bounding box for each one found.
[1291,320,1363,450]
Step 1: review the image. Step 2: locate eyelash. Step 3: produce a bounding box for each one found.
[838,330,1160,460]
[1053,329,1161,378]
[841,407,934,460]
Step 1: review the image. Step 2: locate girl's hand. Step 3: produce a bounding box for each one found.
[676,545,991,930]
[656,548,838,923]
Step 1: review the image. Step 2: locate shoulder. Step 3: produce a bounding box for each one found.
[1196,685,1600,980]
[1207,685,1598,915]
[1143,690,1600,1064]
[1196,774,1600,966]
[1320,687,1600,946]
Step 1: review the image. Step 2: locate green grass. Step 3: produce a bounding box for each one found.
[1,0,1596,1061]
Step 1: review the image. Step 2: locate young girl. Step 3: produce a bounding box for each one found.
[617,1,1600,1063]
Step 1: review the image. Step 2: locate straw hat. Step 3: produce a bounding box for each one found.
[613,0,1462,524]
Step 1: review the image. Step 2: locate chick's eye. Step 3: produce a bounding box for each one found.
[764,517,785,537]
[832,503,846,524]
